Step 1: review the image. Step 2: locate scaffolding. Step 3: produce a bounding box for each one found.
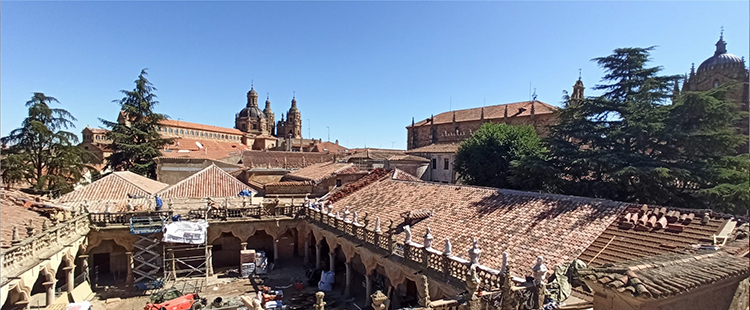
[130,216,165,284]
[162,243,209,281]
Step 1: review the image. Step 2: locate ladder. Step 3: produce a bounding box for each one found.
[130,216,165,284]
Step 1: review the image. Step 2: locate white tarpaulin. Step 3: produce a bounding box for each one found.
[162,220,208,244]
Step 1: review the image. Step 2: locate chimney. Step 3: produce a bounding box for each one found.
[335,140,339,145]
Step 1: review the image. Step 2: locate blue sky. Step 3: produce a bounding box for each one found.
[2,1,748,150]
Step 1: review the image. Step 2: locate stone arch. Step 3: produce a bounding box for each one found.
[2,280,31,310]
[211,232,242,269]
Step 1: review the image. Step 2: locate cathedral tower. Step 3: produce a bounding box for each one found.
[264,95,275,136]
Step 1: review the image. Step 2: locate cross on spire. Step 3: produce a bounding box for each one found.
[721,26,724,40]
[578,68,582,80]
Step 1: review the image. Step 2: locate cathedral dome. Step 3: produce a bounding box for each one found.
[238,106,265,119]
[697,34,745,74]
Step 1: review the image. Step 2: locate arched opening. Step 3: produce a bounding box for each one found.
[28,268,53,309]
[212,232,242,271]
[275,228,297,263]
[87,240,128,287]
[1,285,29,310]
[246,230,274,263]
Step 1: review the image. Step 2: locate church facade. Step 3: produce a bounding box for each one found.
[234,86,303,140]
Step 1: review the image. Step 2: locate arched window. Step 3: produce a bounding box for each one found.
[180,129,184,135]
[169,128,173,133]
[714,80,720,88]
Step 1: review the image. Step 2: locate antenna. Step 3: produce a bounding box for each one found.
[579,69,582,80]
[449,96,452,111]
[529,82,532,101]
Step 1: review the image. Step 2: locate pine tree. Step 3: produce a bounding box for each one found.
[101,69,174,178]
[1,93,98,197]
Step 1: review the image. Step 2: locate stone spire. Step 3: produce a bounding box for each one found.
[571,71,585,100]
[247,83,259,107]
[672,77,681,102]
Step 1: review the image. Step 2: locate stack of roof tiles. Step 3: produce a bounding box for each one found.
[578,205,731,266]
[581,252,749,299]
[242,151,336,169]
[329,178,629,272]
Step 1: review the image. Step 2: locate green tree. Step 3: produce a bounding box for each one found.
[545,47,748,213]
[454,123,549,190]
[1,93,98,197]
[101,69,173,178]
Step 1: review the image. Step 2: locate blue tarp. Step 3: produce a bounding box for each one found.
[238,189,253,197]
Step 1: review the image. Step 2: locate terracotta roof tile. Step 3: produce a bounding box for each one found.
[311,141,349,153]
[391,168,423,182]
[56,171,168,203]
[157,164,255,198]
[582,252,749,299]
[329,178,627,271]
[285,162,358,182]
[242,151,336,169]
[406,143,460,154]
[162,138,250,162]
[0,189,52,248]
[408,101,558,128]
[578,206,730,266]
[159,119,245,136]
[387,154,431,162]
[345,149,407,160]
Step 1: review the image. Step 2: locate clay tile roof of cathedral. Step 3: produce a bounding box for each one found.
[577,205,734,267]
[581,252,749,299]
[284,162,358,183]
[405,143,461,154]
[407,101,558,128]
[242,151,336,169]
[55,171,168,203]
[157,164,255,198]
[328,177,628,272]
[159,119,245,136]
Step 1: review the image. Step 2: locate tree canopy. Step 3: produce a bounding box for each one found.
[101,69,174,178]
[454,122,548,190]
[1,93,98,197]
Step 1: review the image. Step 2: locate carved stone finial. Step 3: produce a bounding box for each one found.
[168,198,174,210]
[42,219,48,231]
[11,226,19,242]
[466,264,481,299]
[500,264,519,310]
[374,217,382,233]
[532,255,548,285]
[501,252,509,275]
[388,219,394,231]
[313,291,326,310]
[423,226,434,249]
[26,224,35,238]
[469,238,481,265]
[105,202,111,213]
[352,211,359,225]
[327,204,334,216]
[444,238,452,255]
[335,211,341,220]
[418,274,431,307]
[403,225,412,244]
[343,206,351,222]
[370,290,388,310]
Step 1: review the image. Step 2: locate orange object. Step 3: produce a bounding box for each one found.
[144,294,200,310]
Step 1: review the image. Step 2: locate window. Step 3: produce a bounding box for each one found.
[444,158,450,170]
[432,158,437,169]
[169,128,173,133]
[190,131,194,136]
[180,129,184,135]
[336,179,342,187]
[714,80,720,88]
[252,124,257,130]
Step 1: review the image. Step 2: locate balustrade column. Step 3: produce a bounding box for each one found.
[43,281,55,306]
[365,271,373,306]
[316,242,322,269]
[125,252,134,286]
[78,255,89,283]
[273,238,280,261]
[64,265,75,294]
[344,261,352,298]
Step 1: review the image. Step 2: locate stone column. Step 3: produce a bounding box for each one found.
[78,255,89,283]
[64,266,75,294]
[304,239,310,264]
[125,252,134,286]
[273,238,280,261]
[316,242,322,269]
[328,252,335,272]
[43,281,55,306]
[344,261,352,297]
[365,272,373,306]
[206,245,214,276]
[241,242,248,251]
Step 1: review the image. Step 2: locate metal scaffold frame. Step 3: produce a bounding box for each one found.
[130,216,166,284]
[162,243,209,281]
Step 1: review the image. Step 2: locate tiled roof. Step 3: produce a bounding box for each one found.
[56,171,168,203]
[407,101,558,128]
[346,149,406,161]
[327,168,392,203]
[157,164,256,198]
[581,252,749,299]
[578,205,729,266]
[161,138,250,163]
[265,181,314,187]
[84,127,109,134]
[310,141,349,153]
[329,178,626,272]
[387,154,431,162]
[159,119,244,136]
[0,189,52,248]
[242,151,336,169]
[285,162,358,182]
[392,168,423,182]
[406,143,461,154]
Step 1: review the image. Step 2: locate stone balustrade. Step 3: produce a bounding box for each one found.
[89,205,305,227]
[0,213,90,286]
[303,205,504,291]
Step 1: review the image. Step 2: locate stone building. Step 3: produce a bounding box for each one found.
[406,100,558,150]
[680,31,749,152]
[275,96,303,140]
